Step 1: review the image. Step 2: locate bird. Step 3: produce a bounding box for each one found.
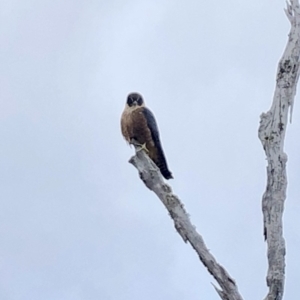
[121,92,173,180]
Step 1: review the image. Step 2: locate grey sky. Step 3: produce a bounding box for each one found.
[0,0,299,299]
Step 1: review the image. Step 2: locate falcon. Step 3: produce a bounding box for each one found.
[121,92,173,179]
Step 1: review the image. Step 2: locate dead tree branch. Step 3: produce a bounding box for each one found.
[129,149,243,300]
[258,1,300,300]
[126,2,300,300]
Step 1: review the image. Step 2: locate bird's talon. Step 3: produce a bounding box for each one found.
[137,143,149,153]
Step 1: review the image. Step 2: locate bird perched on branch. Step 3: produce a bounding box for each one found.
[121,92,173,179]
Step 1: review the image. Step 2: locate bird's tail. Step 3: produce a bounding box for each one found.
[153,147,173,180]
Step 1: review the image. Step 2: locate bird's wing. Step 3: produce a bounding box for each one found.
[141,107,173,179]
[141,107,161,147]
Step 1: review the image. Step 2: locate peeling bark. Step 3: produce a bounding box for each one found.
[129,149,243,300]
[126,2,299,300]
[258,1,300,300]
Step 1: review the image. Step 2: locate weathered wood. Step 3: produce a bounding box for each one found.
[129,149,243,300]
[126,2,300,300]
[258,1,300,300]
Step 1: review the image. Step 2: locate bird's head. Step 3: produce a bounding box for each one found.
[126,93,144,108]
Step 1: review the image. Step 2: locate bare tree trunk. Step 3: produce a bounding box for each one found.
[129,150,243,300]
[258,1,300,300]
[127,2,300,300]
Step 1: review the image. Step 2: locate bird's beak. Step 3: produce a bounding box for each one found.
[132,100,137,106]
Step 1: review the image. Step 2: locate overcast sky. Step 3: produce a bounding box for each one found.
[0,0,299,299]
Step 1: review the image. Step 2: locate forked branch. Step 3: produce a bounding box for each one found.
[258,1,300,300]
[127,2,300,300]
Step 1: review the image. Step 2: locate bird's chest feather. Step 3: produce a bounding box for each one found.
[122,108,141,136]
[121,108,149,141]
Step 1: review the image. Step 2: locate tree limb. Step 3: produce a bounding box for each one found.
[258,1,300,300]
[129,149,243,300]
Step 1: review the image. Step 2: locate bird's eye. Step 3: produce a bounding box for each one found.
[137,98,143,105]
[127,98,133,106]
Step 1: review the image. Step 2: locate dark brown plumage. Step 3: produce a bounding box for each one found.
[121,93,173,179]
